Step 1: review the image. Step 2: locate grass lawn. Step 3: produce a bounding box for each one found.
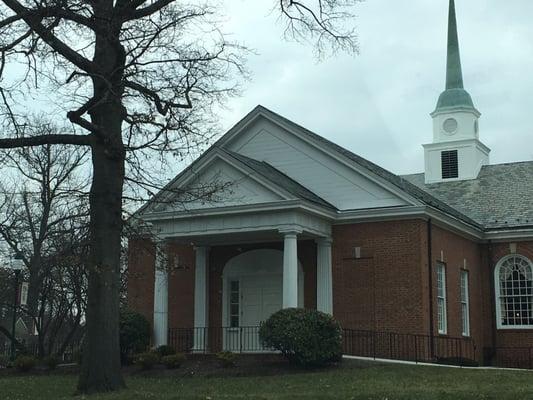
[2,360,533,400]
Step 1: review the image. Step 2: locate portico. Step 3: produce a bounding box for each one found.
[149,205,333,348]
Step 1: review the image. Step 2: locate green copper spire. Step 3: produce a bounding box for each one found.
[433,0,478,114]
[445,0,463,89]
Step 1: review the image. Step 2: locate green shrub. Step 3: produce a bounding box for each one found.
[259,308,342,367]
[42,355,60,370]
[216,351,237,368]
[161,353,186,369]
[155,345,176,357]
[13,355,37,372]
[135,351,160,370]
[119,309,151,364]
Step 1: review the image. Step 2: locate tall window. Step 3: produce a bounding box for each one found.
[229,280,240,328]
[436,262,447,334]
[496,255,533,328]
[441,150,459,179]
[460,270,470,336]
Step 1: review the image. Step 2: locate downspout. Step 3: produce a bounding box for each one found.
[427,218,434,358]
[488,239,496,365]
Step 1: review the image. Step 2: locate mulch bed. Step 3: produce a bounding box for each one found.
[0,354,378,379]
[126,354,377,379]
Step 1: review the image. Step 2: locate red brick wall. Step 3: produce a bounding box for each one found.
[332,220,428,335]
[428,224,487,360]
[127,228,533,366]
[166,243,196,329]
[127,238,156,327]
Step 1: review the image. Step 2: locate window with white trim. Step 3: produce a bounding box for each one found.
[229,280,240,328]
[460,270,470,336]
[436,262,447,334]
[496,255,533,328]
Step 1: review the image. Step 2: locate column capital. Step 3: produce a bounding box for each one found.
[279,227,303,236]
[193,245,210,253]
[315,237,333,246]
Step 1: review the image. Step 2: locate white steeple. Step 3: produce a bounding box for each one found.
[423,0,490,184]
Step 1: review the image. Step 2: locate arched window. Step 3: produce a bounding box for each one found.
[495,255,533,329]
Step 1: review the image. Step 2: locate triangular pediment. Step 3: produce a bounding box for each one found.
[218,107,415,211]
[144,150,291,213]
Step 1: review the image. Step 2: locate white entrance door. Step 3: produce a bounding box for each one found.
[241,275,283,325]
[227,274,282,351]
[221,249,303,352]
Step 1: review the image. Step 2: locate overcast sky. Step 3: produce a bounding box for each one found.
[217,0,533,175]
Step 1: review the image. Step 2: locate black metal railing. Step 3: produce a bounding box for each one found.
[1,338,82,363]
[168,326,478,367]
[489,347,533,369]
[342,329,477,365]
[168,326,268,354]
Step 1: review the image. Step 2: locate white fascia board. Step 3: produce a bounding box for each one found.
[335,205,483,241]
[424,207,484,241]
[140,199,335,222]
[334,206,427,223]
[484,229,533,242]
[220,109,422,207]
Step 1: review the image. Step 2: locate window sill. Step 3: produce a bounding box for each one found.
[496,326,533,331]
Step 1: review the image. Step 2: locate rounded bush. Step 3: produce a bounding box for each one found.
[161,353,186,369]
[13,355,37,372]
[119,309,151,364]
[259,308,342,367]
[135,351,160,370]
[155,345,176,357]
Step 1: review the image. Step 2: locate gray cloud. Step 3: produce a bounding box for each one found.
[220,0,533,175]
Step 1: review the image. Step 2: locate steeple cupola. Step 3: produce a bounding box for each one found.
[423,0,490,184]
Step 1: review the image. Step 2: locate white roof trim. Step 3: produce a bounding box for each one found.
[137,147,303,216]
[219,107,422,207]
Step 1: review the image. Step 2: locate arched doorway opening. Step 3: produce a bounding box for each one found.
[221,249,304,350]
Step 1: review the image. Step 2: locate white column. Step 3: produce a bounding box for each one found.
[194,246,209,351]
[316,238,333,315]
[282,230,300,308]
[153,243,168,347]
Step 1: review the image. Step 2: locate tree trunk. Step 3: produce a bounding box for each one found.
[77,103,126,393]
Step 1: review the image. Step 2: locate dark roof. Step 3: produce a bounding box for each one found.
[254,106,482,229]
[224,150,336,210]
[403,162,533,230]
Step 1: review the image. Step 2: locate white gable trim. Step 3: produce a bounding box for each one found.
[167,148,296,201]
[137,147,312,216]
[219,107,422,207]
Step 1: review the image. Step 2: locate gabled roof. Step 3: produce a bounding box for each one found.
[135,144,336,217]
[223,150,336,210]
[403,161,533,230]
[243,106,482,229]
[137,104,530,235]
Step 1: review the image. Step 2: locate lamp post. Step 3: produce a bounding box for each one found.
[9,254,24,361]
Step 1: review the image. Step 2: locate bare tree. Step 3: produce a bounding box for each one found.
[0,118,89,357]
[0,0,359,393]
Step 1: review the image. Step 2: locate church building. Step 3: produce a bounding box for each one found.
[128,0,533,366]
